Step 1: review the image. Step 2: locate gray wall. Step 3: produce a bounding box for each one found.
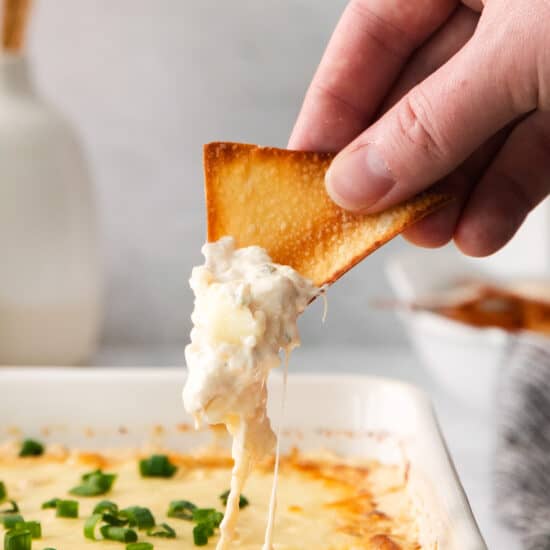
[25,0,408,349]
[27,1,547,352]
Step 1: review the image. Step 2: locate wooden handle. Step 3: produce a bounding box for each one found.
[2,0,32,52]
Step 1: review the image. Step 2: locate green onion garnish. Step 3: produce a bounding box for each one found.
[2,515,24,529]
[19,439,44,457]
[96,504,129,526]
[167,500,197,520]
[43,548,57,550]
[99,526,138,543]
[83,514,103,540]
[93,500,118,515]
[192,508,223,528]
[147,523,176,538]
[139,455,178,478]
[219,490,249,509]
[41,498,60,510]
[4,528,32,550]
[92,501,126,526]
[69,469,117,496]
[56,499,79,518]
[126,544,153,550]
[189,508,224,546]
[14,521,41,539]
[102,513,128,527]
[120,507,155,530]
[192,523,210,546]
[0,501,19,514]
[0,482,6,502]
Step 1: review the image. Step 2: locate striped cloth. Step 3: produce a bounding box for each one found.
[494,333,550,550]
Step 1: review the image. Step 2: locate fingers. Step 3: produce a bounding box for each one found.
[455,111,550,256]
[288,0,457,152]
[379,6,480,248]
[379,5,480,248]
[325,14,538,213]
[402,126,511,247]
[401,173,474,248]
[380,5,478,113]
[460,0,484,12]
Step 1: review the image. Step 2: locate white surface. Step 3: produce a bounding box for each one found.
[0,364,485,549]
[0,54,100,365]
[89,346,521,549]
[21,0,550,349]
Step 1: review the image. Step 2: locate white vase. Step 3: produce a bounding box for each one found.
[0,54,101,365]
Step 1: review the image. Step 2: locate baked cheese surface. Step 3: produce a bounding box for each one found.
[0,444,421,549]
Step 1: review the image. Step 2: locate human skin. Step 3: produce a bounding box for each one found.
[289,0,550,257]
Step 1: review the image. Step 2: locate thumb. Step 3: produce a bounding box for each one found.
[325,28,535,213]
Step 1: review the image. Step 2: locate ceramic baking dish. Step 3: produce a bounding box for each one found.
[0,367,486,549]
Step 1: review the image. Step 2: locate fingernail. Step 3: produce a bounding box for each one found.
[325,144,395,211]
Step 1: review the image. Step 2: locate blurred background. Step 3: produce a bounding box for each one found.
[16,0,546,360]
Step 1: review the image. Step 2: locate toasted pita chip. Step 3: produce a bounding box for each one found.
[204,142,451,287]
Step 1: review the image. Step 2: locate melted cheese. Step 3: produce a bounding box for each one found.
[0,445,422,549]
[262,355,289,550]
[183,237,319,548]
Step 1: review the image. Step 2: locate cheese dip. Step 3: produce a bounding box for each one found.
[183,237,319,549]
[0,442,422,550]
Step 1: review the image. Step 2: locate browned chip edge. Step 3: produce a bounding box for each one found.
[321,191,452,286]
[203,142,452,286]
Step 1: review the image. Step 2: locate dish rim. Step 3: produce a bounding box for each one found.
[0,367,487,549]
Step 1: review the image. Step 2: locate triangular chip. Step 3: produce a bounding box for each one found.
[204,142,450,286]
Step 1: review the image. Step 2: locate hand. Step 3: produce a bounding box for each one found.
[289,0,550,256]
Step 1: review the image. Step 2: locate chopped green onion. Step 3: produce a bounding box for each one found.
[41,498,60,510]
[99,525,138,543]
[219,490,249,509]
[167,500,196,520]
[0,501,19,514]
[190,508,224,546]
[139,455,178,478]
[120,507,155,530]
[70,469,117,496]
[94,500,127,526]
[93,500,118,515]
[102,513,129,527]
[19,439,44,457]
[14,521,41,539]
[4,528,32,550]
[147,523,176,538]
[126,544,153,550]
[0,501,21,529]
[56,499,79,518]
[192,523,210,546]
[83,514,103,541]
[192,508,223,528]
[43,548,57,550]
[0,482,6,502]
[2,515,24,529]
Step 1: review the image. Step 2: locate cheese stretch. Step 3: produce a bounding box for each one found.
[183,237,319,549]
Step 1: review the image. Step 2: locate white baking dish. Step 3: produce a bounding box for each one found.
[0,368,486,549]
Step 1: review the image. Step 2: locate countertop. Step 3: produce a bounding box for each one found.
[94,345,520,549]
